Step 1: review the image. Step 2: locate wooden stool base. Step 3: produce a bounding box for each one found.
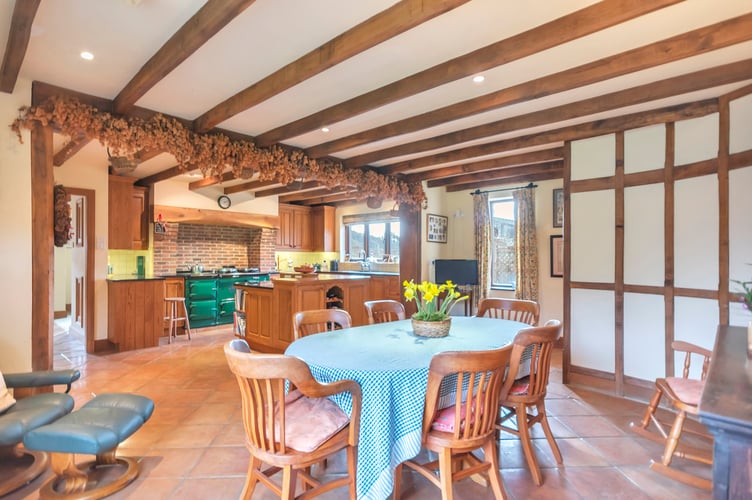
[39,451,139,500]
[0,445,49,496]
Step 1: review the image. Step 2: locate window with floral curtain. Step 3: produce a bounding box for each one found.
[513,187,538,301]
[473,192,490,312]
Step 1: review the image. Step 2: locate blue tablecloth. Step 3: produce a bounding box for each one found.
[285,316,527,500]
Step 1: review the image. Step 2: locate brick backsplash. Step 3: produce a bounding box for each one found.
[153,223,278,274]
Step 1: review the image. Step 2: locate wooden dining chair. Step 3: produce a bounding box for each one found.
[393,345,515,500]
[630,340,713,490]
[475,298,539,326]
[224,339,362,499]
[496,319,563,486]
[364,299,406,324]
[293,309,352,340]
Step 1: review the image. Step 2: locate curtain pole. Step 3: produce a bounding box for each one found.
[469,182,537,196]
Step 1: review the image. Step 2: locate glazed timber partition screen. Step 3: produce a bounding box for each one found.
[564,88,752,398]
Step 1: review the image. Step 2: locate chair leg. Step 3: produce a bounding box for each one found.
[241,456,262,500]
[481,440,507,500]
[660,410,686,466]
[640,387,664,434]
[393,463,403,500]
[181,300,192,340]
[346,445,357,499]
[536,400,563,465]
[280,465,297,500]
[437,447,454,500]
[516,403,543,486]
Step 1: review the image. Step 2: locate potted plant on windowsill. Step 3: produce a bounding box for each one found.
[403,279,468,338]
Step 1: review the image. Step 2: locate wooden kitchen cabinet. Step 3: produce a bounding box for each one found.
[109,175,149,250]
[370,275,401,301]
[277,204,312,250]
[107,278,164,351]
[311,205,336,252]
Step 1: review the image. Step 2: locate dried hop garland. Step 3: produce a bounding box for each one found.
[11,96,427,208]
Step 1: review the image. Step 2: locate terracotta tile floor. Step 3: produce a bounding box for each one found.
[5,319,712,499]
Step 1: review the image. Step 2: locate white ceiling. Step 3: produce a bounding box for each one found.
[2,0,751,196]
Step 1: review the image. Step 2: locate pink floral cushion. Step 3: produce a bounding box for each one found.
[274,389,349,453]
[510,376,530,396]
[666,377,705,406]
[431,397,484,432]
[0,370,16,413]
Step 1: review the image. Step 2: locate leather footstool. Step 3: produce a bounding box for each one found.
[23,393,154,499]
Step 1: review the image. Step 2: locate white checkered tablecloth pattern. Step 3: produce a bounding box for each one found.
[285,316,526,500]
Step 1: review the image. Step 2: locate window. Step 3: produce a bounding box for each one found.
[343,214,400,260]
[490,198,515,290]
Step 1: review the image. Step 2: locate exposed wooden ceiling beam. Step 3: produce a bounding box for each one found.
[427,160,563,188]
[347,57,752,168]
[113,0,257,114]
[403,148,563,183]
[223,179,279,195]
[308,13,752,158]
[53,132,90,167]
[380,99,718,175]
[445,169,565,193]
[193,0,470,133]
[136,165,195,187]
[189,172,237,190]
[254,0,682,147]
[298,192,361,206]
[0,0,41,93]
[279,187,349,204]
[253,181,322,198]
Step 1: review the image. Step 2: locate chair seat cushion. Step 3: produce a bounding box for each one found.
[275,389,349,453]
[0,393,74,446]
[431,397,484,433]
[666,377,704,406]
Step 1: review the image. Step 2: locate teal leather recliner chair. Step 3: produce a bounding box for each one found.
[0,369,80,496]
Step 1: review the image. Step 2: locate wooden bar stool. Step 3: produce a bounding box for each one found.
[164,297,192,343]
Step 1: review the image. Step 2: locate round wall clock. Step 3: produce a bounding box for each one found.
[217,195,232,209]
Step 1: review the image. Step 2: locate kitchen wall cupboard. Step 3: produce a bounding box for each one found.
[107,278,164,351]
[163,277,185,336]
[108,175,149,250]
[277,204,312,250]
[277,204,336,251]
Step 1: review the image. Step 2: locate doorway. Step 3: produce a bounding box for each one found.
[53,187,95,362]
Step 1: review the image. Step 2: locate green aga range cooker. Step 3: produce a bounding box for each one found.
[184,267,270,328]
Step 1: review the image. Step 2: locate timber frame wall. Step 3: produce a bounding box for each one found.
[563,85,752,398]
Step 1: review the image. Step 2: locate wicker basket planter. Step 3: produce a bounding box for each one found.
[411,317,451,338]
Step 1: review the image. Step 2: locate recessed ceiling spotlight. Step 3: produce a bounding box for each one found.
[472,75,485,84]
[321,127,330,133]
[80,51,94,61]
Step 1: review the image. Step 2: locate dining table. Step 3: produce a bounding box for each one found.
[284,315,529,500]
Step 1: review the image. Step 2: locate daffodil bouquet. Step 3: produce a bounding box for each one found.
[403,279,468,321]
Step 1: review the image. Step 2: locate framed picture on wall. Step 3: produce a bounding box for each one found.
[426,214,448,243]
[553,188,564,228]
[550,235,563,278]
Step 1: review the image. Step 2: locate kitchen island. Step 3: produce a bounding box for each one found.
[106,275,165,351]
[237,272,399,352]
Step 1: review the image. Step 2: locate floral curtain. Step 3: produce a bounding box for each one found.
[473,192,490,312]
[513,187,538,301]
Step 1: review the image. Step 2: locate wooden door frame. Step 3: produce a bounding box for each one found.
[65,187,96,353]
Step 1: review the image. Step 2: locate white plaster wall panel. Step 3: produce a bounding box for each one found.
[674,114,719,166]
[624,184,664,286]
[624,293,665,382]
[570,289,615,373]
[570,134,616,181]
[624,124,665,174]
[674,175,719,290]
[674,297,719,380]
[729,166,752,304]
[729,92,752,154]
[570,191,614,283]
